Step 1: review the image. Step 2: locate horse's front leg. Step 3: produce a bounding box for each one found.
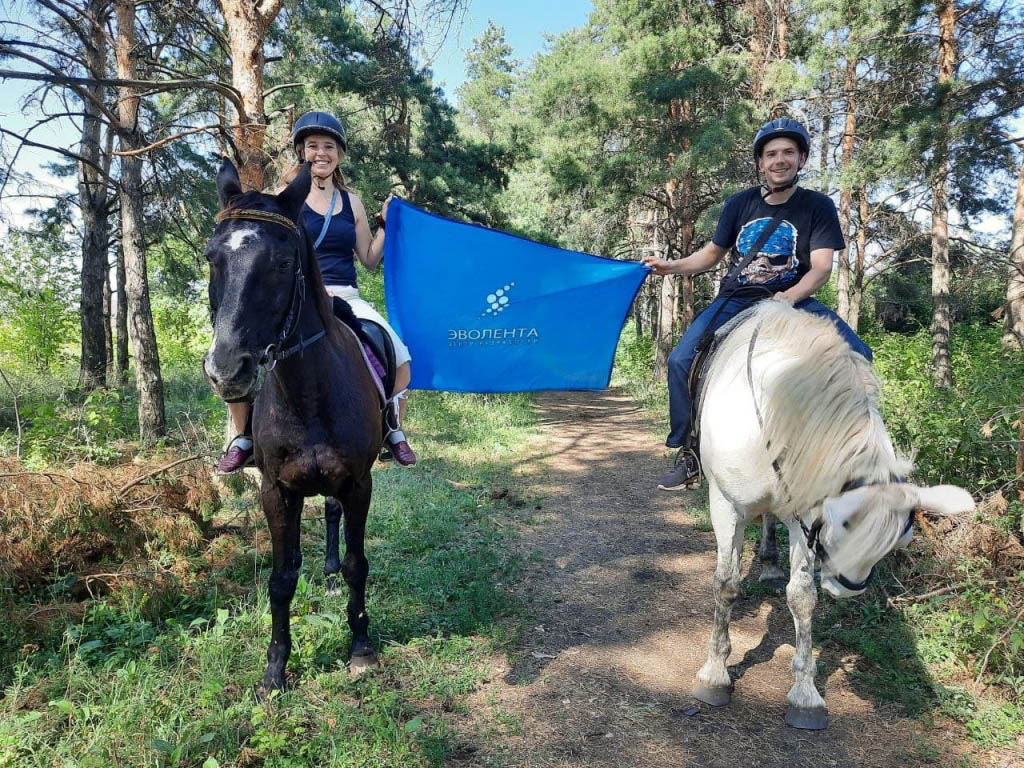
[260,481,303,693]
[324,496,343,595]
[693,481,745,706]
[784,519,827,729]
[339,476,378,672]
[759,512,785,583]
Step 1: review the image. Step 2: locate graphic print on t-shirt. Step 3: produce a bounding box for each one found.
[734,216,799,286]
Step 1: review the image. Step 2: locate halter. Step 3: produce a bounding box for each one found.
[214,208,326,370]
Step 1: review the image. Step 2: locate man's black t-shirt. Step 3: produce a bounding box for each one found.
[712,186,846,292]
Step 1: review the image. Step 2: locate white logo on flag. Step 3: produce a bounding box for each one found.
[482,282,515,317]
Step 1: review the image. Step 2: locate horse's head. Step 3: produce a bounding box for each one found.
[203,159,312,402]
[814,482,974,599]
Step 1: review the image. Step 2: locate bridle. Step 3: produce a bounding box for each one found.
[798,477,915,593]
[213,207,326,372]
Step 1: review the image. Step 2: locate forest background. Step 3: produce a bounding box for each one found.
[0,0,1023,765]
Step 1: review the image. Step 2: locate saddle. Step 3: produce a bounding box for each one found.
[331,296,397,412]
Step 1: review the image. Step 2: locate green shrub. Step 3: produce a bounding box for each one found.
[867,324,1024,492]
[0,232,78,373]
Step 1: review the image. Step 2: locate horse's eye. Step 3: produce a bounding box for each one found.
[279,260,292,271]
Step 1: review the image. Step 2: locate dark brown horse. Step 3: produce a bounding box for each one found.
[203,159,382,690]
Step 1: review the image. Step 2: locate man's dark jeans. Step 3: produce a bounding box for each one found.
[665,295,873,448]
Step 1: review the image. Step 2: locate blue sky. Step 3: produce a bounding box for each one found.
[423,0,593,101]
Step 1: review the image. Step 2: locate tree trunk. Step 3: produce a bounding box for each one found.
[217,0,283,190]
[103,259,114,383]
[819,66,832,189]
[930,0,956,388]
[116,0,165,439]
[836,55,857,323]
[1016,393,1024,503]
[115,243,129,381]
[77,0,110,391]
[654,272,678,381]
[679,171,695,329]
[850,185,868,331]
[749,0,769,107]
[775,0,789,59]
[653,201,677,379]
[1002,148,1024,350]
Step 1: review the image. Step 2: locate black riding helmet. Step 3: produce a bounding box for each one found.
[292,111,348,157]
[753,117,810,160]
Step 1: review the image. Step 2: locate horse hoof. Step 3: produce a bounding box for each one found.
[324,574,342,596]
[253,679,285,702]
[349,650,379,675]
[758,567,785,585]
[785,705,828,730]
[691,683,732,707]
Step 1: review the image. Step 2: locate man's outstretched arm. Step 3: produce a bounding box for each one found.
[642,242,729,276]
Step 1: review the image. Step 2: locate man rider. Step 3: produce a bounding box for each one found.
[643,117,872,491]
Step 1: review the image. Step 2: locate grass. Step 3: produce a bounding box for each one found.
[0,385,540,767]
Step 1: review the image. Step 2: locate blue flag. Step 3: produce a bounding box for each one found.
[383,199,649,392]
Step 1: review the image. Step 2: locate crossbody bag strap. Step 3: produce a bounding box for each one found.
[313,189,339,250]
[722,205,787,292]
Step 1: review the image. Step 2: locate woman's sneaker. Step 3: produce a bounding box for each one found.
[657,447,701,490]
[217,435,254,475]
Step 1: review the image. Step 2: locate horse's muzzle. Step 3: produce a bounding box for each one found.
[203,348,260,402]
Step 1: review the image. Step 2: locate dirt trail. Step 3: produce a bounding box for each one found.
[456,389,957,768]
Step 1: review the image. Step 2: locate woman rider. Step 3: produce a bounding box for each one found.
[216,110,416,473]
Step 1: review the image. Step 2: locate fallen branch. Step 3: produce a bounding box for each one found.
[892,584,962,604]
[116,455,204,496]
[0,471,79,485]
[975,605,1024,686]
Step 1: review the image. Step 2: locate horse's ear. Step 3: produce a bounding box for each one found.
[217,157,242,207]
[276,163,311,220]
[913,485,975,517]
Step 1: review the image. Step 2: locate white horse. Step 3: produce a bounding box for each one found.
[692,301,974,730]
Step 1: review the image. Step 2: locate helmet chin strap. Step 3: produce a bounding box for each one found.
[296,147,330,190]
[758,162,804,199]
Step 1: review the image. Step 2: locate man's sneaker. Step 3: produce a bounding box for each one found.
[217,436,254,475]
[657,447,701,491]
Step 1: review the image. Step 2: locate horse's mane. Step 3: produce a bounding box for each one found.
[712,301,910,520]
[220,191,347,350]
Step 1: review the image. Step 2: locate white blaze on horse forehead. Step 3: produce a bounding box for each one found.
[226,226,259,251]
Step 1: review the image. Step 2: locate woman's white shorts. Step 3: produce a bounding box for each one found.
[325,284,412,367]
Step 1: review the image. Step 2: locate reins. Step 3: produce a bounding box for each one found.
[214,207,326,369]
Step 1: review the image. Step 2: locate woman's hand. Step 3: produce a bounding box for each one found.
[379,194,394,225]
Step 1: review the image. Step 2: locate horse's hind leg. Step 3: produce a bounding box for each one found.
[339,477,378,672]
[693,481,744,707]
[260,481,303,693]
[783,521,827,729]
[324,497,343,595]
[758,513,785,583]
